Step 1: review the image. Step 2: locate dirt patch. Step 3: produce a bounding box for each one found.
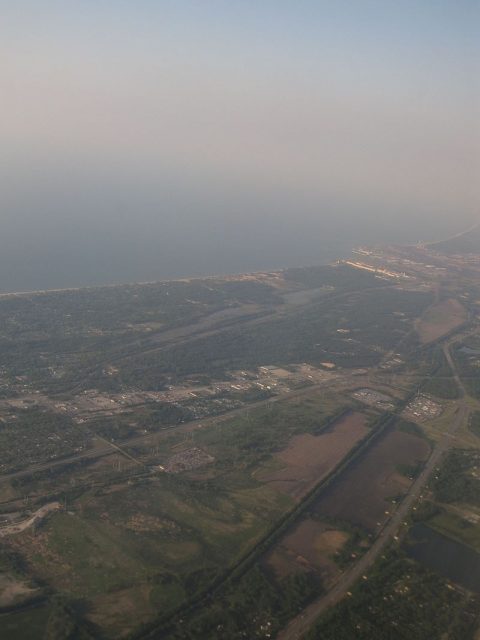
[87,584,155,638]
[123,514,179,534]
[0,502,61,537]
[261,412,369,500]
[312,529,348,555]
[266,519,347,586]
[0,574,38,608]
[416,298,466,344]
[311,426,430,531]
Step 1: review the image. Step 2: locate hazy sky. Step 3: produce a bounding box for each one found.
[1,2,479,290]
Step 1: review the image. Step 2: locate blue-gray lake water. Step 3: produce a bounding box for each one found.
[0,196,462,293]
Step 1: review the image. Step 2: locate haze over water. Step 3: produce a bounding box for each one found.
[1,2,478,292]
[0,204,467,293]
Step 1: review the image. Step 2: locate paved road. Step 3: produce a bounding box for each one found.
[277,343,469,640]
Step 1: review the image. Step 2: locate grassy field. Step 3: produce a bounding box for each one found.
[428,509,480,553]
[8,474,291,636]
[0,606,51,640]
[3,389,354,638]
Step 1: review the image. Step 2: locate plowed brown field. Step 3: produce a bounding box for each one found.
[416,298,466,344]
[311,426,430,530]
[262,412,369,500]
[266,519,348,586]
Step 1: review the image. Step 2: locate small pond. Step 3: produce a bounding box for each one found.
[407,523,480,592]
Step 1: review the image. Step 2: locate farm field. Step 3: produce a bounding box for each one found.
[259,411,370,499]
[266,519,349,587]
[415,298,467,344]
[310,423,431,531]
